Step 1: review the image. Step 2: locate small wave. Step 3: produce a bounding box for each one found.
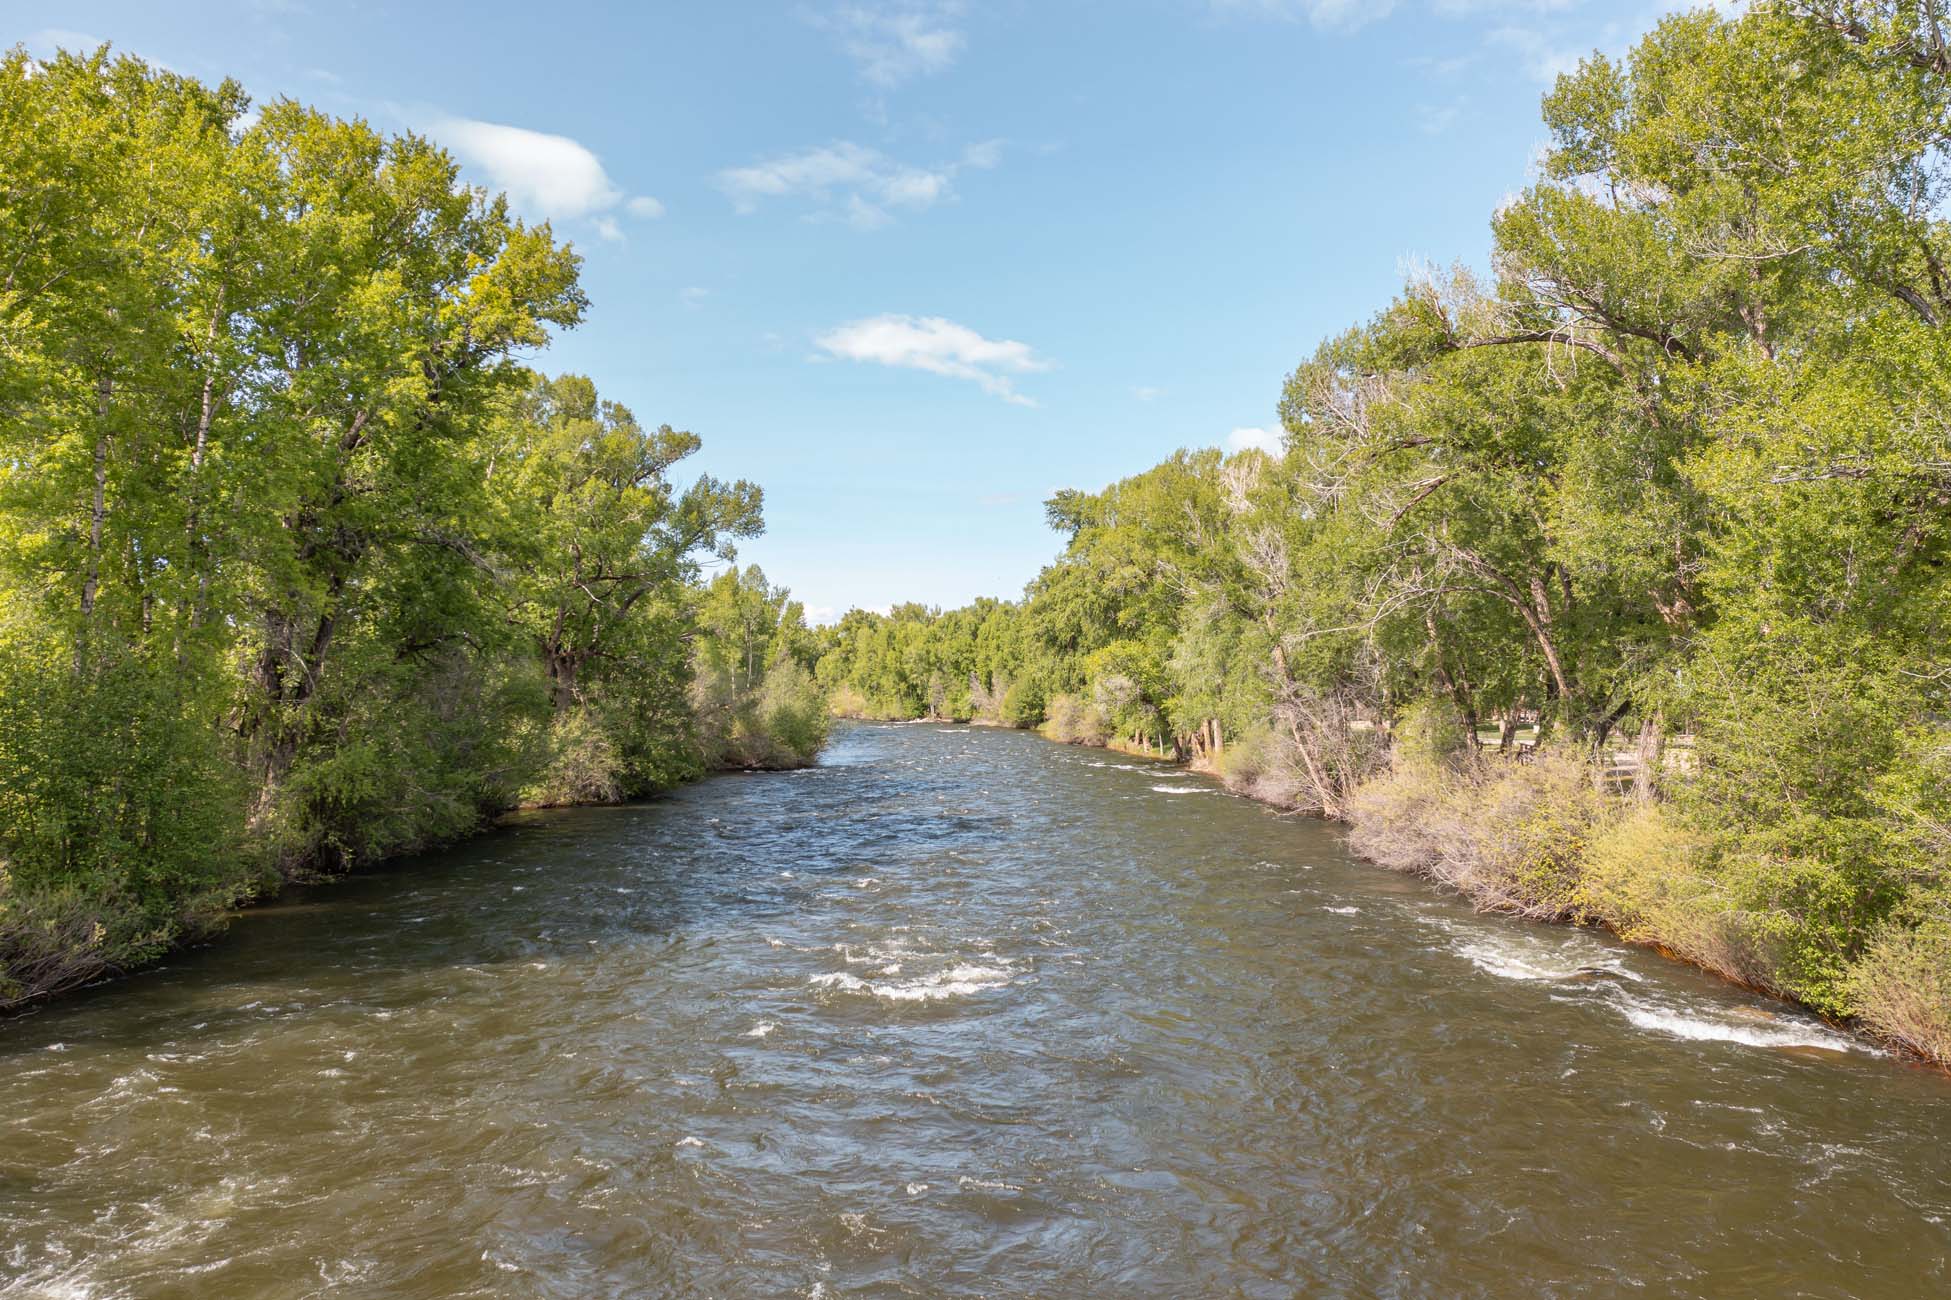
[1616,1000,1866,1053]
[1454,937,1639,984]
[1436,923,1643,985]
[1150,784,1207,795]
[1321,906,1361,915]
[744,1021,777,1039]
[957,1176,1023,1192]
[810,963,1012,1003]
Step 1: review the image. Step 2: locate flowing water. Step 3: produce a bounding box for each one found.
[3,723,1949,1299]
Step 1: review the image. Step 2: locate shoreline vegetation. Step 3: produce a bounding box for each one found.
[812,5,1951,1069]
[6,2,1951,1079]
[0,48,825,1010]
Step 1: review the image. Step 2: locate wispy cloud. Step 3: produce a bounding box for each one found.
[1133,386,1165,402]
[26,28,107,56]
[815,314,1051,406]
[1209,0,1397,30]
[1486,24,1587,82]
[1226,426,1283,455]
[1212,0,1720,72]
[813,2,967,88]
[716,139,1000,229]
[1431,0,1577,13]
[1417,98,1466,134]
[430,116,662,234]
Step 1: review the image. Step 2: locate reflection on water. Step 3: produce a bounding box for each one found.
[3,722,1948,1298]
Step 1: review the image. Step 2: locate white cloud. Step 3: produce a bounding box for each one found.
[1209,0,1397,30]
[815,314,1051,406]
[816,2,966,88]
[1432,0,1575,12]
[1418,99,1465,134]
[28,27,108,55]
[1134,386,1165,402]
[716,140,995,228]
[1226,426,1283,455]
[28,28,180,73]
[430,116,662,232]
[961,139,1004,170]
[1485,22,1598,81]
[679,286,710,307]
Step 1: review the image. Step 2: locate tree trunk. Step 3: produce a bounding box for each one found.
[1634,713,1663,804]
[78,375,112,655]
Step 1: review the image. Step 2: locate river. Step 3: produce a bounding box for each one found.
[2,722,1947,1298]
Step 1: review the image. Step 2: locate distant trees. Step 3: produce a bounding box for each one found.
[0,47,820,1004]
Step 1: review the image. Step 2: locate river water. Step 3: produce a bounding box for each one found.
[3,722,1948,1298]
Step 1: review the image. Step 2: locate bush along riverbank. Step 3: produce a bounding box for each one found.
[810,5,1951,1068]
[0,50,824,1009]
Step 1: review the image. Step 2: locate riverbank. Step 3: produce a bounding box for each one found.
[9,719,1944,1298]
[0,748,823,1017]
[917,714,1945,1070]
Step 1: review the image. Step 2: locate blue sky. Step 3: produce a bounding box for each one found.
[16,0,1699,621]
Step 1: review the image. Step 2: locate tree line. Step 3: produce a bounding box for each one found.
[0,48,825,1005]
[813,2,1951,1062]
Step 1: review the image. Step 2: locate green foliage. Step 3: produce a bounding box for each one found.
[0,642,247,996]
[0,46,811,1004]
[691,567,829,769]
[802,3,1951,1058]
[1041,694,1109,747]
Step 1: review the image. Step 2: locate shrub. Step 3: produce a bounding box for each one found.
[693,657,830,770]
[1347,751,1610,920]
[756,659,831,765]
[0,648,249,1004]
[1215,723,1307,808]
[1392,698,1476,773]
[1849,917,1951,1063]
[999,676,1045,729]
[1041,693,1108,746]
[523,707,627,807]
[827,684,871,719]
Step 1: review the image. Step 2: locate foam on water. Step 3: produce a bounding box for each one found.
[1429,915,1868,1054]
[1422,916,1643,985]
[810,962,1014,1003]
[1613,999,1867,1054]
[1452,934,1641,984]
[1151,784,1207,795]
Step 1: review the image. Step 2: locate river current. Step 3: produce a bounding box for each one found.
[3,722,1948,1298]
